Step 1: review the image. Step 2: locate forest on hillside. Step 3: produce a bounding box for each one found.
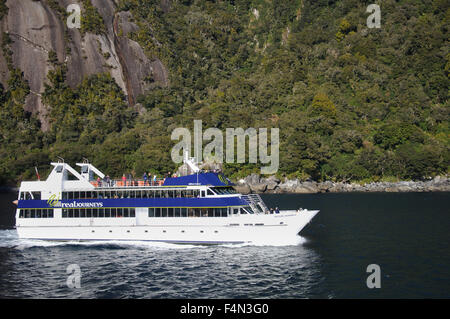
[0,0,448,184]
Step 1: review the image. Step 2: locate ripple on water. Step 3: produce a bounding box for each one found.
[0,229,321,298]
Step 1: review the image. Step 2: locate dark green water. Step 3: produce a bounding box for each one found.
[0,191,448,298]
[263,193,450,298]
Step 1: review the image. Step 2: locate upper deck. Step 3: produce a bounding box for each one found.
[16,160,269,215]
[18,161,239,202]
[91,172,234,189]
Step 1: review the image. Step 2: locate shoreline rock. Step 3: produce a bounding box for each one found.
[233,174,450,194]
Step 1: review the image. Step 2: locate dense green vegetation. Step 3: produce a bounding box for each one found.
[80,0,106,35]
[0,0,448,185]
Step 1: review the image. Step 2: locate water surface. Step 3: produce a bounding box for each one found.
[0,191,448,298]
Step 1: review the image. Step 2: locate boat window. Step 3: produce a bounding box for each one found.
[31,192,41,200]
[242,207,254,214]
[19,209,54,218]
[210,187,237,195]
[207,189,215,196]
[55,165,63,173]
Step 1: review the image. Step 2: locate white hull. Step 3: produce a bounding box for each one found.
[16,210,319,244]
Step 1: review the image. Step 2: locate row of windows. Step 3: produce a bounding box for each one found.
[61,189,205,200]
[19,192,41,200]
[20,206,252,219]
[149,207,229,218]
[20,187,237,201]
[62,208,136,218]
[19,209,54,218]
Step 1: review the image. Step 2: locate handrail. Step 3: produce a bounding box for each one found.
[90,179,165,188]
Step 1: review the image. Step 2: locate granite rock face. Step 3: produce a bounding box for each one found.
[234,175,450,194]
[0,0,169,130]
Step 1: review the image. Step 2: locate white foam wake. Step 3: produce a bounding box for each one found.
[0,229,306,250]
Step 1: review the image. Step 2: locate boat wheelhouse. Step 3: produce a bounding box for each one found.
[14,158,319,244]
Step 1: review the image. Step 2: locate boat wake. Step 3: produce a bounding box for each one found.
[0,229,306,250]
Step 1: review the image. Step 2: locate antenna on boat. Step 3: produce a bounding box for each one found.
[82,157,89,164]
[184,150,200,175]
[57,156,64,163]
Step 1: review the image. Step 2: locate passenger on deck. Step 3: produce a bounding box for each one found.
[97,177,102,187]
[106,175,111,187]
[143,172,148,185]
[275,207,280,214]
[270,208,274,214]
[122,174,126,186]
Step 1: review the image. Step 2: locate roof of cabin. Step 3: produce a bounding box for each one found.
[163,172,235,187]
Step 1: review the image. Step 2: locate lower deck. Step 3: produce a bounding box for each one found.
[16,210,319,244]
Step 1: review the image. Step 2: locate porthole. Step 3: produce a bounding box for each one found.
[214,231,218,233]
[163,230,166,233]
[91,230,95,233]
[280,222,284,225]
[127,230,130,233]
[145,230,148,233]
[200,230,204,233]
[181,230,185,233]
[109,230,112,233]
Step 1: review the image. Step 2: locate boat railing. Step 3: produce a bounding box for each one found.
[90,179,166,188]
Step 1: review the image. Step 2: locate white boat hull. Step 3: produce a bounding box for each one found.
[16,210,319,244]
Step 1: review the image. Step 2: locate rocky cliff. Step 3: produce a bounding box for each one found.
[234,174,450,194]
[0,0,168,130]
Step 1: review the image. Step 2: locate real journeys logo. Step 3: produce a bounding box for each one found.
[61,201,104,208]
[47,194,60,208]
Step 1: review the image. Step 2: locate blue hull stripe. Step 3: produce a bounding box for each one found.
[18,197,248,209]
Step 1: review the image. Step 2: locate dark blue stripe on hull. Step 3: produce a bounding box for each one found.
[18,197,248,209]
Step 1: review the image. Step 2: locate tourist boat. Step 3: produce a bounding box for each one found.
[14,156,319,244]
